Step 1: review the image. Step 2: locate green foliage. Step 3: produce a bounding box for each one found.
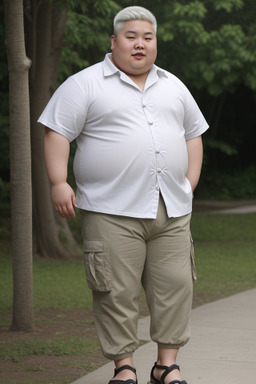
[154,0,256,95]
[212,0,244,12]
[198,166,256,200]
[172,1,207,18]
[58,0,120,81]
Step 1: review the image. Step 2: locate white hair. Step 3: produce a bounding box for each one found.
[113,6,157,36]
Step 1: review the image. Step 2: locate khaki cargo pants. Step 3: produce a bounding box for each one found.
[80,196,195,360]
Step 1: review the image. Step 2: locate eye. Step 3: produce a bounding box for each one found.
[127,36,135,40]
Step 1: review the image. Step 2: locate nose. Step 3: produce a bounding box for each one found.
[135,38,144,49]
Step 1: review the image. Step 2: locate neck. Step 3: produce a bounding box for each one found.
[127,72,149,91]
[110,56,149,91]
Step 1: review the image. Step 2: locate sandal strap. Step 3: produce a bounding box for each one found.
[150,362,161,384]
[150,362,181,384]
[114,365,136,376]
[160,364,180,383]
[109,380,137,384]
[169,381,187,384]
[109,364,137,384]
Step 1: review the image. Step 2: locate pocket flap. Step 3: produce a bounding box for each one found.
[84,240,103,252]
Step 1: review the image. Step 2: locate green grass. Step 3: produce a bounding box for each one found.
[0,336,100,362]
[59,360,100,372]
[191,212,256,241]
[191,213,256,304]
[0,257,92,313]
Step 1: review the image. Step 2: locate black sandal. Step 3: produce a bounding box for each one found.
[108,364,138,384]
[148,362,187,384]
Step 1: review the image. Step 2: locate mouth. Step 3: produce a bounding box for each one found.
[132,53,145,58]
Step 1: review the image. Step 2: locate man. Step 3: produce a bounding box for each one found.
[39,6,209,384]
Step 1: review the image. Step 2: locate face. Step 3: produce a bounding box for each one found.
[110,19,157,78]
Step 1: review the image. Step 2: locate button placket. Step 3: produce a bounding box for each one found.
[141,94,161,193]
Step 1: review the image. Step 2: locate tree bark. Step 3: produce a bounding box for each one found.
[27,1,81,259]
[4,0,34,331]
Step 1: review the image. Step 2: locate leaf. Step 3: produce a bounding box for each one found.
[213,0,244,12]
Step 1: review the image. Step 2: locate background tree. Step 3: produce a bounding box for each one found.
[25,0,79,259]
[4,0,34,331]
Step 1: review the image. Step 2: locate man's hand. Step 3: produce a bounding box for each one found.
[186,136,203,192]
[51,182,77,218]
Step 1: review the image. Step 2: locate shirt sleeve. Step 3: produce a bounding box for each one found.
[180,82,209,140]
[37,77,88,142]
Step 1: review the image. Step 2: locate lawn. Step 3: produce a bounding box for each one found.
[191,212,256,305]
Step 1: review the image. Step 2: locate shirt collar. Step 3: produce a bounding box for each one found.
[103,53,168,80]
[103,53,120,76]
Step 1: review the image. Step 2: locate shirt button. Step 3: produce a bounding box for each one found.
[155,150,160,154]
[157,168,162,173]
[148,121,153,125]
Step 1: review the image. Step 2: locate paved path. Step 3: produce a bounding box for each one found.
[193,199,256,215]
[71,289,256,384]
[211,205,256,214]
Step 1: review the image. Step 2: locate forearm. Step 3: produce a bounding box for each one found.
[44,128,76,218]
[44,128,70,186]
[186,135,203,192]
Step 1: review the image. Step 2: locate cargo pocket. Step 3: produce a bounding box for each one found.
[190,232,197,282]
[84,240,112,292]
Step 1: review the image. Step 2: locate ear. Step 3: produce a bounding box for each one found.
[110,35,116,51]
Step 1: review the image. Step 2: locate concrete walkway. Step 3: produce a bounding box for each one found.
[71,288,256,384]
[193,199,256,215]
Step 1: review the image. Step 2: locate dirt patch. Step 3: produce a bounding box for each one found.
[2,354,107,384]
[0,301,150,384]
[0,309,108,384]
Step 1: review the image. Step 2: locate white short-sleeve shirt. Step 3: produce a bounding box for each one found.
[38,53,209,218]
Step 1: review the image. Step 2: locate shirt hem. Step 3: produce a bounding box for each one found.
[77,204,192,219]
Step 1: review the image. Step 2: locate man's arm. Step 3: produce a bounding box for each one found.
[186,135,203,192]
[44,128,77,218]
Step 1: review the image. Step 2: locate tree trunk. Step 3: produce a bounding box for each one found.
[27,1,81,259]
[4,0,34,331]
